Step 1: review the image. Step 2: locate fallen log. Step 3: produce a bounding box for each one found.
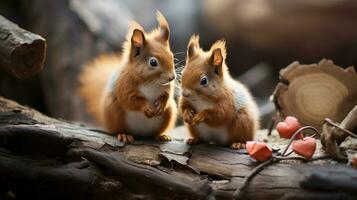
[0,15,46,79]
[0,96,356,200]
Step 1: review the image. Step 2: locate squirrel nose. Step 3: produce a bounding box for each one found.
[182,90,190,98]
[168,74,175,82]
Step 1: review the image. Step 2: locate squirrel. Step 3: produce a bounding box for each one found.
[179,35,259,149]
[78,12,177,144]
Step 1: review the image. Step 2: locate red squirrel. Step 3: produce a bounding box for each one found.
[78,12,177,143]
[179,35,259,149]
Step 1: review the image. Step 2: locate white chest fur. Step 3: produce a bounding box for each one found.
[196,123,229,145]
[139,82,165,103]
[189,98,229,145]
[126,111,163,136]
[125,82,166,136]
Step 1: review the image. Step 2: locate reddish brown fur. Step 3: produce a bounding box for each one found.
[179,35,259,148]
[78,12,176,142]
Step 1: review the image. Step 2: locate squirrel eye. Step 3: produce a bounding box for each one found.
[148,57,159,68]
[200,76,209,86]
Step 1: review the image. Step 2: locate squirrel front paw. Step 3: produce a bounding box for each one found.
[191,112,205,126]
[117,134,134,144]
[144,104,156,118]
[153,100,166,116]
[183,109,195,124]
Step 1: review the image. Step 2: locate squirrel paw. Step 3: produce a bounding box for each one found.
[117,134,134,144]
[187,138,199,145]
[230,142,246,150]
[191,113,205,126]
[144,105,156,118]
[183,109,195,124]
[154,100,165,116]
[156,134,172,142]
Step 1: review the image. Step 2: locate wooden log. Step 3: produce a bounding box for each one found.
[0,15,46,79]
[0,96,357,199]
[16,0,130,121]
[272,59,357,130]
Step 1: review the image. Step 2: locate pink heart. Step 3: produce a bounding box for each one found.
[276,116,302,139]
[292,137,316,160]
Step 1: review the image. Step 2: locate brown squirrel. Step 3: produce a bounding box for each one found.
[78,12,177,143]
[179,35,259,149]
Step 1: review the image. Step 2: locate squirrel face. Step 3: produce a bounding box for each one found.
[125,12,175,86]
[181,35,227,103]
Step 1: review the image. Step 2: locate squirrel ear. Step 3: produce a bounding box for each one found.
[210,48,223,75]
[156,11,170,42]
[187,35,200,58]
[131,29,145,57]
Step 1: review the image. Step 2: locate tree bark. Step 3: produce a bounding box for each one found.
[0,96,357,200]
[18,0,131,122]
[0,15,46,79]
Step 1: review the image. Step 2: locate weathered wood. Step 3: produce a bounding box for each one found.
[272,59,357,130]
[321,105,357,160]
[18,0,128,122]
[0,96,357,200]
[0,15,46,79]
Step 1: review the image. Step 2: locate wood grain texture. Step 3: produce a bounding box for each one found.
[0,96,356,199]
[272,59,357,130]
[0,15,46,79]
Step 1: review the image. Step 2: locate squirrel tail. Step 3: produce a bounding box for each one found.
[78,53,121,125]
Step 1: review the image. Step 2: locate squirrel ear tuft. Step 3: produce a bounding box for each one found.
[187,35,200,58]
[131,29,145,48]
[210,48,223,75]
[131,29,145,57]
[156,11,170,42]
[210,40,227,60]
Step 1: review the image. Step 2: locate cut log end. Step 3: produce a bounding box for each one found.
[0,14,46,79]
[273,59,357,130]
[10,39,46,77]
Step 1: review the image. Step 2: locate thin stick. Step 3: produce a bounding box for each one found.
[267,112,277,136]
[324,118,357,138]
[232,159,277,199]
[281,126,319,156]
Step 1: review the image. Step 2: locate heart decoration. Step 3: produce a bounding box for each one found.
[276,116,303,139]
[246,141,272,162]
[292,137,316,160]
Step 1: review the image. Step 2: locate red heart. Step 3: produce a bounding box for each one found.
[246,141,272,162]
[292,137,316,160]
[276,116,302,139]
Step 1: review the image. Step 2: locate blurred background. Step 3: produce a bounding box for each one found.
[1,0,357,128]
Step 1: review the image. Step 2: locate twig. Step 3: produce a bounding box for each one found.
[281,126,319,156]
[324,118,357,138]
[267,112,277,136]
[232,158,277,199]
